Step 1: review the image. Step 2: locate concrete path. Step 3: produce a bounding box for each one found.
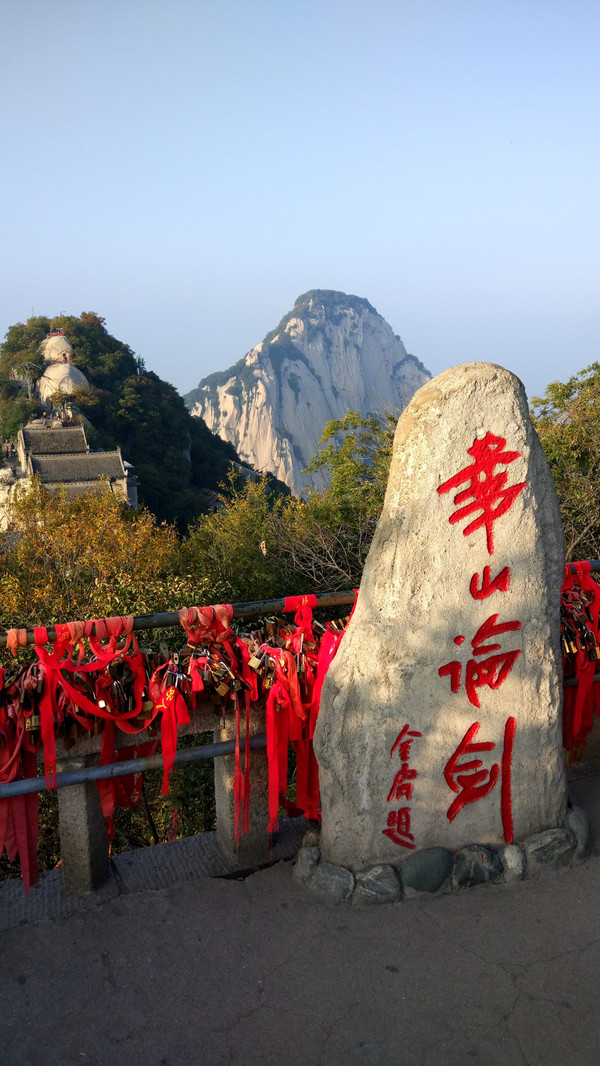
[2,767,600,1066]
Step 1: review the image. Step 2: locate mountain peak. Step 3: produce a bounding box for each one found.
[185,292,430,495]
[293,290,377,315]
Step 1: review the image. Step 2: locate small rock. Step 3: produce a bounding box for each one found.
[308,862,354,905]
[352,865,402,905]
[400,847,454,894]
[524,827,576,874]
[302,827,321,848]
[567,806,591,860]
[452,845,503,890]
[498,843,525,882]
[293,846,320,885]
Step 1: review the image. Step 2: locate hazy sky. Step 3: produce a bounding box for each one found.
[1,0,598,404]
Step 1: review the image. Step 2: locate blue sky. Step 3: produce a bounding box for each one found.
[1,0,597,404]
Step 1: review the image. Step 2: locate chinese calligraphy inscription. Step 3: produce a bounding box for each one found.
[383,724,421,849]
[437,431,523,840]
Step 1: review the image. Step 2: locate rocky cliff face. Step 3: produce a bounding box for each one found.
[185,290,430,496]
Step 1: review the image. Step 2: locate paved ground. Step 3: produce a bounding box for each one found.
[2,764,600,1066]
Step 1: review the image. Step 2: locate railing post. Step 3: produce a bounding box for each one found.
[56,754,110,894]
[213,703,272,867]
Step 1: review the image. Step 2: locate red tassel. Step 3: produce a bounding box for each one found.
[233,696,244,844]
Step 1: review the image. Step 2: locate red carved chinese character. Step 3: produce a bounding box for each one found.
[382,807,416,849]
[444,717,516,842]
[390,724,422,760]
[472,613,521,651]
[469,565,511,600]
[437,433,526,554]
[438,613,522,708]
[386,762,417,802]
[444,721,498,820]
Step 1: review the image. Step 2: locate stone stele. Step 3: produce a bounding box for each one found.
[313,362,567,872]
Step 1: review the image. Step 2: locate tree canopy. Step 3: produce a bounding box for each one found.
[0,480,210,630]
[531,363,600,561]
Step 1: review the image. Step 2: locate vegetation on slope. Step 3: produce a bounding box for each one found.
[531,363,600,561]
[0,313,259,528]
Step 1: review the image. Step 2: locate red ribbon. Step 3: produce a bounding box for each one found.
[561,563,600,751]
[0,710,39,892]
[284,595,317,641]
[178,604,233,646]
[154,686,191,795]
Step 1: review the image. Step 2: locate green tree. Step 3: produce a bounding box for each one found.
[182,408,400,602]
[532,363,600,561]
[0,317,49,404]
[183,474,285,603]
[304,408,398,521]
[0,386,39,440]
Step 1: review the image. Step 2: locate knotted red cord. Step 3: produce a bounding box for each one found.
[310,629,344,736]
[5,628,28,656]
[308,591,357,731]
[153,685,191,794]
[284,595,317,642]
[231,638,258,840]
[178,604,233,646]
[179,608,253,842]
[266,679,292,832]
[263,649,308,832]
[34,617,146,787]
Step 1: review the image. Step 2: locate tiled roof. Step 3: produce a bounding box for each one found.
[31,452,126,484]
[23,426,88,456]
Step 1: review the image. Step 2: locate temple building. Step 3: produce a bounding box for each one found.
[0,330,138,529]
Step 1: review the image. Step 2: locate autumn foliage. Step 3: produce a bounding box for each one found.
[0,481,211,633]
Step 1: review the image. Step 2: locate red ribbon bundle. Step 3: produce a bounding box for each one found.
[0,674,39,892]
[562,563,600,753]
[264,594,357,832]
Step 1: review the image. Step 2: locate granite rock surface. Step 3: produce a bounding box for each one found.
[314,362,567,871]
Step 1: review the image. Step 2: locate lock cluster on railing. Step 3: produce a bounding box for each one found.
[0,594,357,893]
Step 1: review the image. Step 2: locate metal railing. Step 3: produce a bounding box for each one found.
[0,591,356,649]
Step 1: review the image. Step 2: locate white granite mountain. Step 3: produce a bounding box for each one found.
[185,290,430,496]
